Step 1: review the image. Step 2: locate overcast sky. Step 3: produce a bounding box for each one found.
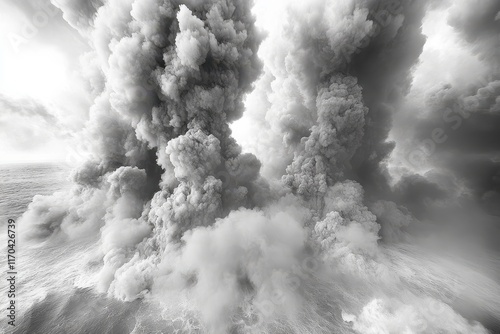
[0,0,89,163]
[0,0,498,177]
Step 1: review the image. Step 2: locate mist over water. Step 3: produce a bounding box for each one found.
[3,0,500,333]
[0,164,70,223]
[1,165,500,333]
[0,164,169,333]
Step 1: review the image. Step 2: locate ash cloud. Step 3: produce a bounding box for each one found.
[22,0,270,316]
[16,0,500,332]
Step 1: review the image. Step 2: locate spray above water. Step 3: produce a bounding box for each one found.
[18,0,500,333]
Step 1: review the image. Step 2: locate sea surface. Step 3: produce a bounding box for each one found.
[0,163,71,224]
[1,164,500,334]
[0,163,172,334]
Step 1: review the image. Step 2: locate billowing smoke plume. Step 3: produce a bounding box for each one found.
[19,0,500,333]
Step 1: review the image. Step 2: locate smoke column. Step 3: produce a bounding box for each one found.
[18,0,500,333]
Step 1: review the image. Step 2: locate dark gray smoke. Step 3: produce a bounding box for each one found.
[18,0,500,333]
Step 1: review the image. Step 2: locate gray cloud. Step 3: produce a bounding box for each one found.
[15,0,500,332]
[0,94,67,151]
[391,0,500,222]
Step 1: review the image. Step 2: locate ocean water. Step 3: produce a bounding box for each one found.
[1,164,500,334]
[0,164,173,334]
[0,163,71,224]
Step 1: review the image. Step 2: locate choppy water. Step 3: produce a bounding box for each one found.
[1,164,500,334]
[0,163,71,224]
[0,164,172,334]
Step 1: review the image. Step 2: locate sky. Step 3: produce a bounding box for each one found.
[0,0,89,163]
[0,0,455,164]
[0,0,491,172]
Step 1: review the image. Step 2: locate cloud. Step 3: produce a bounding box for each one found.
[234,0,430,212]
[21,0,267,310]
[156,205,309,332]
[0,94,57,123]
[345,297,488,334]
[15,0,500,332]
[0,94,73,162]
[50,0,103,32]
[387,0,500,223]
